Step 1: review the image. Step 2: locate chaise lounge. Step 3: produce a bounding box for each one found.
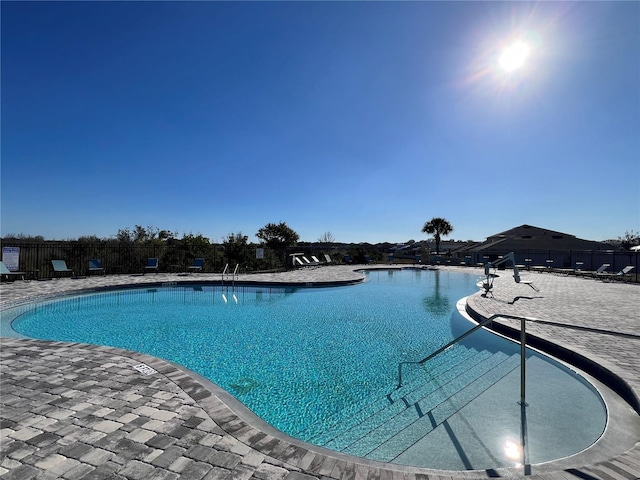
[144,258,159,274]
[52,260,74,278]
[88,259,105,275]
[188,258,204,273]
[0,261,26,282]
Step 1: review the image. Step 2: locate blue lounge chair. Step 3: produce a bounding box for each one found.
[0,261,26,281]
[344,255,352,264]
[144,258,159,274]
[52,260,74,278]
[88,259,105,275]
[188,258,204,273]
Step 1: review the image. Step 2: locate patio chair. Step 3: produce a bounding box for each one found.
[576,263,610,278]
[52,260,74,278]
[597,266,634,282]
[323,254,332,264]
[88,259,105,275]
[344,255,352,264]
[0,261,26,282]
[144,258,159,274]
[188,258,204,273]
[292,256,305,268]
[302,256,319,267]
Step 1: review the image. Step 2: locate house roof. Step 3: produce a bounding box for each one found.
[467,224,610,252]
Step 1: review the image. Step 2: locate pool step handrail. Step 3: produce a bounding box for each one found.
[222,264,229,285]
[397,313,534,407]
[221,263,239,286]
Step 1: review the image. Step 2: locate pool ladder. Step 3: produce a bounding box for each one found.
[221,263,239,286]
[397,313,534,407]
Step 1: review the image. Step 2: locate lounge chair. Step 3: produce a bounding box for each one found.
[88,259,105,275]
[0,261,26,281]
[188,258,204,273]
[364,255,372,264]
[302,256,319,266]
[598,266,634,282]
[344,255,352,264]
[576,263,610,278]
[323,254,332,264]
[144,258,159,274]
[52,260,74,278]
[292,256,306,268]
[311,255,324,265]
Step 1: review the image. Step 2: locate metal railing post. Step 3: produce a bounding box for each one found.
[520,317,527,406]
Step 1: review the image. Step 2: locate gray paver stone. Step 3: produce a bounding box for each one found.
[180,460,214,480]
[202,466,233,480]
[0,465,40,480]
[150,446,187,468]
[59,442,93,459]
[209,450,242,470]
[186,444,217,462]
[60,462,95,480]
[253,462,290,480]
[285,472,320,480]
[79,447,114,466]
[117,459,157,479]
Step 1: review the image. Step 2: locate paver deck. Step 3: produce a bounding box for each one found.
[1,265,639,479]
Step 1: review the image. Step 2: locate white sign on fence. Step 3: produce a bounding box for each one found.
[256,248,264,260]
[2,247,20,271]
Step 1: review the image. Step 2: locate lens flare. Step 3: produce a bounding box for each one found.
[499,42,530,72]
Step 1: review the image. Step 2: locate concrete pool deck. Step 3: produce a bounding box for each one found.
[1,265,639,479]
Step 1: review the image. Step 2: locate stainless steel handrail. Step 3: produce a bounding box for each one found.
[397,313,533,408]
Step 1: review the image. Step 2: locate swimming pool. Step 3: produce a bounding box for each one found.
[3,269,607,470]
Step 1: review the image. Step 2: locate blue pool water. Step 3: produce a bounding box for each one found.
[5,269,607,470]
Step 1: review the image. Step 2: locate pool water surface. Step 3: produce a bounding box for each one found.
[6,269,607,470]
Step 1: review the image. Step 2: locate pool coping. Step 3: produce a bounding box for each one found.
[1,266,640,479]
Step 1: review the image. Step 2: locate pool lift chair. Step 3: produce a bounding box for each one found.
[479,252,539,297]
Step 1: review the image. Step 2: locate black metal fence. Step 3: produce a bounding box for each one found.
[0,242,287,279]
[452,249,639,276]
[1,241,637,281]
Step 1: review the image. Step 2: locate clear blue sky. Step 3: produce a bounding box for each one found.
[2,1,639,244]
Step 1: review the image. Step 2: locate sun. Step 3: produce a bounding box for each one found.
[499,41,530,72]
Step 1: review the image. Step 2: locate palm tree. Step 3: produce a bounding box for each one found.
[422,217,453,254]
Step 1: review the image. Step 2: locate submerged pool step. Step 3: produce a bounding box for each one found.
[354,353,521,462]
[325,352,513,461]
[299,347,486,445]
[324,350,514,454]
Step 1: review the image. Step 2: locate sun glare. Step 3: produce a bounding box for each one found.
[499,41,530,72]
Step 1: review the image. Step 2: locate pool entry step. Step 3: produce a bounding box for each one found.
[297,348,520,465]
